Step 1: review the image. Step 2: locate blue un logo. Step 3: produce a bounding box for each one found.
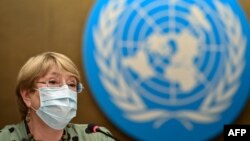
[83,0,250,141]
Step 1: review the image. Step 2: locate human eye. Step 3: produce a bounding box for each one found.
[67,82,77,87]
[67,81,77,90]
[47,79,60,87]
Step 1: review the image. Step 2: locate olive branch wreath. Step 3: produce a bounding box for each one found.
[93,0,246,130]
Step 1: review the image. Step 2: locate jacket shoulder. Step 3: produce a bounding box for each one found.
[0,121,27,140]
[0,124,16,140]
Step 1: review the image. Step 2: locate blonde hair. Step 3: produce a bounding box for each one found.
[16,52,81,119]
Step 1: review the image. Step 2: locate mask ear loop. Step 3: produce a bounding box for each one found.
[30,88,40,112]
[27,92,39,121]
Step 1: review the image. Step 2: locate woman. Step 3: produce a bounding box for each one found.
[0,52,114,141]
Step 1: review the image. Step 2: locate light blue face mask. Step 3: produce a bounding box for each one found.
[32,85,77,130]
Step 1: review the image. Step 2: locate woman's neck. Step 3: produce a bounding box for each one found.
[28,112,64,141]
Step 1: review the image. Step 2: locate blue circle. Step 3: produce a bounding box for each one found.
[83,0,250,141]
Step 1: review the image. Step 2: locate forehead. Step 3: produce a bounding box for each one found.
[41,66,76,80]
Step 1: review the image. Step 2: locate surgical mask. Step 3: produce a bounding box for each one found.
[32,85,77,130]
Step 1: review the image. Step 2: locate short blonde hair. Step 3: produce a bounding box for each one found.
[16,52,81,119]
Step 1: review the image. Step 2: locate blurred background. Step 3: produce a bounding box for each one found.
[0,0,249,141]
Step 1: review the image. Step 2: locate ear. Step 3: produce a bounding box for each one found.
[20,89,32,107]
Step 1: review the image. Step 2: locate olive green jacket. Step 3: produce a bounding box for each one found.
[0,121,115,141]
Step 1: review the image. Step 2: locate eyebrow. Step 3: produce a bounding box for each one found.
[47,72,77,81]
[47,72,60,77]
[66,75,78,82]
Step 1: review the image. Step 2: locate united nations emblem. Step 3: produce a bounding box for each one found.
[83,0,250,141]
